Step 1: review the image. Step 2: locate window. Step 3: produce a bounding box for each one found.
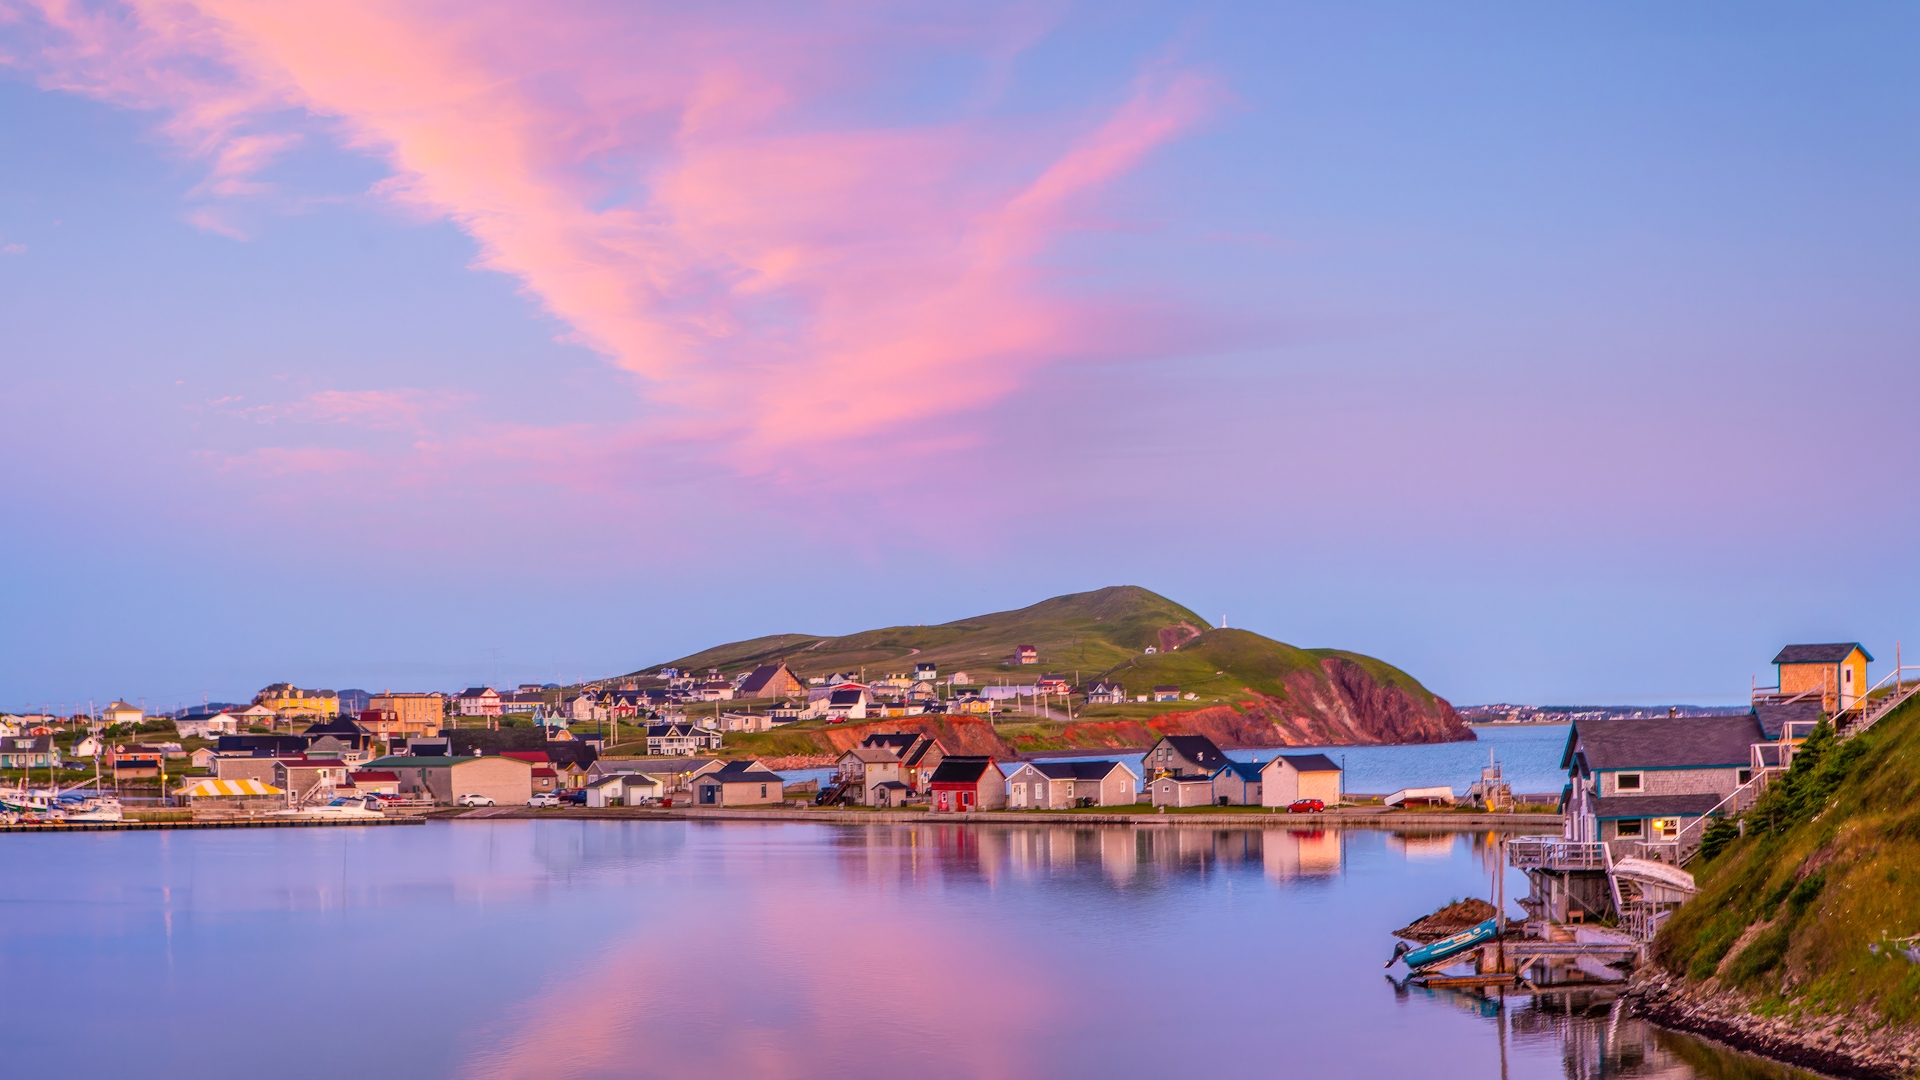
[759,785,767,797]
[1738,769,1753,786]
[1615,772,1643,792]
[1653,817,1680,839]
[1616,819,1644,838]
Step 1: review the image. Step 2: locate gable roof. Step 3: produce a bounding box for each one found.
[860,732,919,754]
[1562,714,1764,772]
[1156,735,1226,768]
[1027,759,1130,781]
[696,768,784,785]
[736,664,794,694]
[1275,752,1340,773]
[1773,643,1873,664]
[1214,760,1263,782]
[829,689,866,706]
[929,756,999,784]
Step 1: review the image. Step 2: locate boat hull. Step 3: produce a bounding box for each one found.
[1399,919,1499,971]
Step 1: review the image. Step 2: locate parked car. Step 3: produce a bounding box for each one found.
[456,793,496,808]
[1288,798,1326,814]
[559,789,587,806]
[526,793,559,808]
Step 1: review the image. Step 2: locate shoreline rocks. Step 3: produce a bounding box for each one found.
[1626,968,1920,1080]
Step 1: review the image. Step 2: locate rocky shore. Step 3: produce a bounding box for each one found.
[1626,968,1920,1080]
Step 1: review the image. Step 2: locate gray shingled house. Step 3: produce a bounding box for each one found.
[1141,735,1228,779]
[1561,713,1763,854]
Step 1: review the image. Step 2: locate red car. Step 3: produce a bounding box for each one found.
[1288,799,1325,814]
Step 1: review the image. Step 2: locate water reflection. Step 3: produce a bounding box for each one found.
[0,822,1817,1080]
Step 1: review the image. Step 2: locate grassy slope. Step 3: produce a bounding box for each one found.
[638,585,1212,681]
[1074,629,1439,718]
[1653,694,1920,1025]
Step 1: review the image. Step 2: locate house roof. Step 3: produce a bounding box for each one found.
[1773,643,1872,664]
[1153,685,1180,693]
[499,750,551,763]
[829,689,866,706]
[1158,773,1212,785]
[1026,759,1130,781]
[861,732,919,753]
[842,747,898,764]
[1752,700,1823,741]
[1562,715,1764,772]
[459,687,498,697]
[871,780,911,791]
[1156,735,1226,768]
[347,770,398,782]
[1214,760,1263,783]
[698,769,784,785]
[1592,793,1725,820]
[363,755,529,768]
[1273,752,1341,773]
[929,756,999,784]
[737,664,793,694]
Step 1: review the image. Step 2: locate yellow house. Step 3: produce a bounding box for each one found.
[1773,643,1872,715]
[253,683,340,719]
[102,700,144,726]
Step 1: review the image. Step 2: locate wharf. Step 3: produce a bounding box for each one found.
[0,816,426,833]
[447,806,1565,829]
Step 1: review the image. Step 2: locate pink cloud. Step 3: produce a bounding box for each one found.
[4,0,1219,479]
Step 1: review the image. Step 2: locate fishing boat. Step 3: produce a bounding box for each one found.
[1386,918,1500,971]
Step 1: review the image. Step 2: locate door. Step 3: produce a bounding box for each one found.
[700,785,716,805]
[936,791,949,811]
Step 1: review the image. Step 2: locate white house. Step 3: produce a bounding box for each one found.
[176,712,241,739]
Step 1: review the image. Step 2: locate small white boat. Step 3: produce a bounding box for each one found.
[275,795,386,819]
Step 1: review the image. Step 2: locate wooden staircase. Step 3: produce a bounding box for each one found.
[1839,661,1920,742]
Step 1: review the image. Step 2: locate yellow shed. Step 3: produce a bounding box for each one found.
[1773,643,1872,715]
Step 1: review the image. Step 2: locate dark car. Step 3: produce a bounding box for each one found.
[1288,798,1326,814]
[559,789,587,806]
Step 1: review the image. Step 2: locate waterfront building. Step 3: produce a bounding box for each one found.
[362,753,534,805]
[0,735,57,769]
[1560,713,1761,853]
[691,760,785,806]
[928,756,1006,812]
[1140,735,1227,779]
[1211,760,1264,805]
[1149,772,1213,807]
[1005,760,1136,808]
[1259,754,1343,808]
[1151,685,1181,702]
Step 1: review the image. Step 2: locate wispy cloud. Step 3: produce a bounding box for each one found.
[3,0,1220,480]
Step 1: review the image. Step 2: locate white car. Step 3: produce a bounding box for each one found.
[456,793,496,808]
[526,793,559,808]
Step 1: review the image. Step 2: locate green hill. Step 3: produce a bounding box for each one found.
[628,586,1471,752]
[644,585,1211,681]
[1093,629,1440,706]
[1653,694,1920,1037]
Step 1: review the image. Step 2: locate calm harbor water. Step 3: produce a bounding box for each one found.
[0,817,1812,1079]
[779,722,1574,795]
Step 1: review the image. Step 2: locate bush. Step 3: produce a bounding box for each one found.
[1728,921,1794,986]
[1698,816,1740,862]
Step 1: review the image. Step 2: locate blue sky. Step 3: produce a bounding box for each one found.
[3,1,1917,712]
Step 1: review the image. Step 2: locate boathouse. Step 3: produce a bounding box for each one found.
[691,761,785,806]
[1210,760,1263,805]
[1150,773,1214,808]
[1005,760,1136,808]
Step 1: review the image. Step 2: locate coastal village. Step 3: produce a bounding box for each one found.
[8,629,1920,1076]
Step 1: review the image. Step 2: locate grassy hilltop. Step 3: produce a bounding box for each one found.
[1654,693,1920,1031]
[646,585,1211,682]
[622,586,1469,757]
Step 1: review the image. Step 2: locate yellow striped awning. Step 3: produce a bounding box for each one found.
[181,779,283,797]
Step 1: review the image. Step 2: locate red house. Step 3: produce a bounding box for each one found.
[927,756,1007,813]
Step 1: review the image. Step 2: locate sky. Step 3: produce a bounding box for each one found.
[3,1,1918,713]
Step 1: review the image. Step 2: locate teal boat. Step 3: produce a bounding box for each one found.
[1385,918,1499,971]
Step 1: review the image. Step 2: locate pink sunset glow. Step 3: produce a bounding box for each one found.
[8,0,1217,473]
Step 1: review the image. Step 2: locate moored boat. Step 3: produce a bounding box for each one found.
[1386,918,1500,971]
